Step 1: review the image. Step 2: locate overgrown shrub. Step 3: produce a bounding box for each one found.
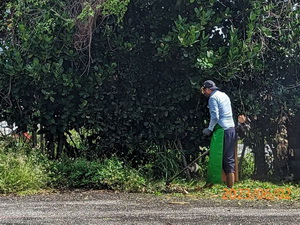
[51,157,146,192]
[239,153,255,180]
[0,138,50,193]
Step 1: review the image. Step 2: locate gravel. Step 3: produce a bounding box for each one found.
[0,190,299,224]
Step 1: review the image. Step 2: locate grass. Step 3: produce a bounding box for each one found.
[161,179,300,201]
[0,139,50,195]
[0,137,299,201]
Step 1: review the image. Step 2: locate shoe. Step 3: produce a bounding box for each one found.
[226,173,234,188]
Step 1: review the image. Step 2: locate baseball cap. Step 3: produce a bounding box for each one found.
[202,80,218,90]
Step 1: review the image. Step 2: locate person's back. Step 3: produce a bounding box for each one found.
[208,90,235,131]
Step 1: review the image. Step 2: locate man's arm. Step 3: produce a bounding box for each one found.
[208,97,219,131]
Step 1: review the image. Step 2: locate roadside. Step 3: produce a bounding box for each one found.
[0,190,299,224]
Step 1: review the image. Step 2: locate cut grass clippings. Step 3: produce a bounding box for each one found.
[161,179,300,201]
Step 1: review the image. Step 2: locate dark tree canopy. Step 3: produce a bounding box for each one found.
[0,0,299,179]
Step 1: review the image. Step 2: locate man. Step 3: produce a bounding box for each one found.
[201,80,236,188]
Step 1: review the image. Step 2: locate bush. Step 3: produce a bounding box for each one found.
[239,153,255,180]
[0,138,50,194]
[51,157,146,192]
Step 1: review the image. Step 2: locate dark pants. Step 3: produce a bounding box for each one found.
[223,127,236,174]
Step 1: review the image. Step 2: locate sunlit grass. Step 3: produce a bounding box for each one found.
[160,179,300,201]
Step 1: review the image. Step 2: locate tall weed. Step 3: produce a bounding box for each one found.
[0,137,50,193]
[143,145,181,180]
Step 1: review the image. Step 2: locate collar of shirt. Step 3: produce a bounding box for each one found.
[209,90,218,98]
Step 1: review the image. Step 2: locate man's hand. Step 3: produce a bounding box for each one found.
[202,128,212,136]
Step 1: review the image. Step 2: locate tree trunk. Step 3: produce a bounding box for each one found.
[238,144,247,174]
[253,139,268,179]
[287,113,300,180]
[32,130,38,147]
[46,133,55,159]
[57,133,65,159]
[40,133,44,154]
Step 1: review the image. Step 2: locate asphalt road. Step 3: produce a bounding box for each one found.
[0,190,299,224]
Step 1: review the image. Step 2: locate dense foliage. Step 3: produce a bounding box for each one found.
[0,0,299,180]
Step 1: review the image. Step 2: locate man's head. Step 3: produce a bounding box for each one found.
[201,80,218,98]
